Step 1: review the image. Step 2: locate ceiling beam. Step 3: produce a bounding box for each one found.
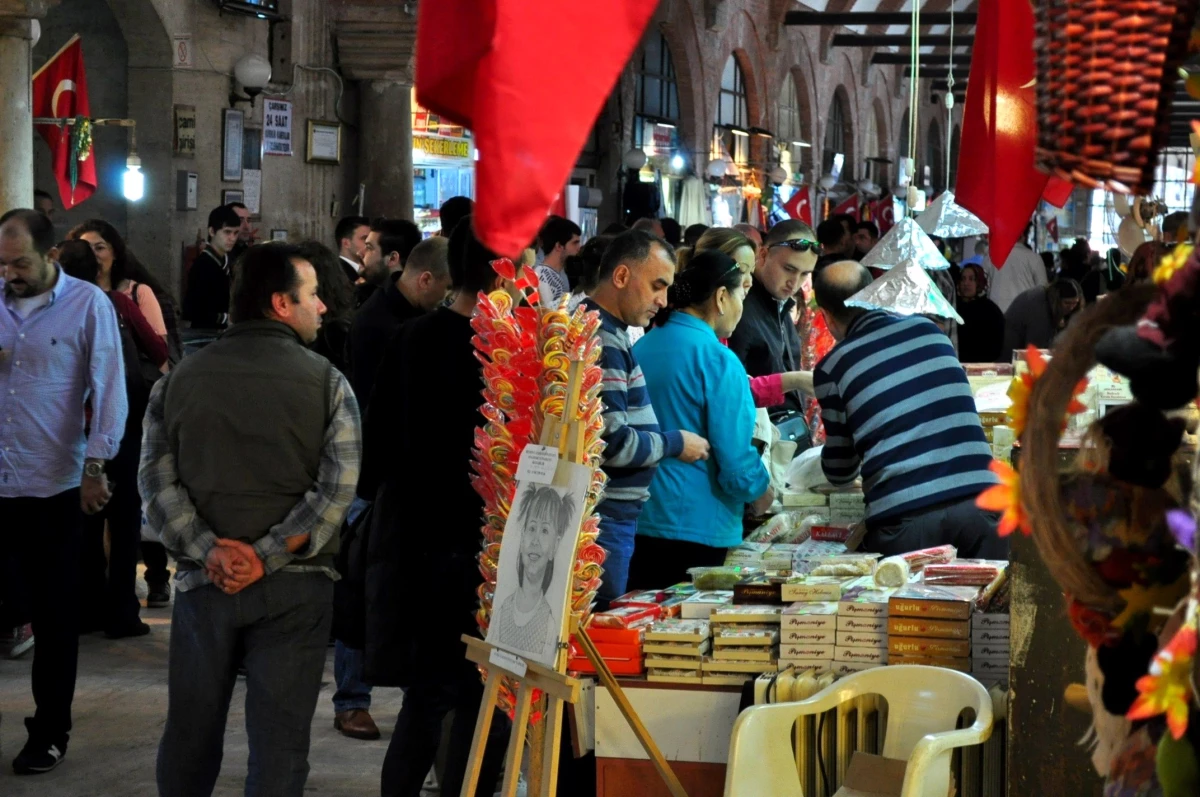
[833,34,973,47]
[786,12,977,26]
[873,53,971,66]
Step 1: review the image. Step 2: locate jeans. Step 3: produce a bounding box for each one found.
[381,668,510,797]
[157,572,333,797]
[0,489,83,746]
[80,428,143,631]
[864,496,1010,560]
[595,514,638,606]
[332,640,373,713]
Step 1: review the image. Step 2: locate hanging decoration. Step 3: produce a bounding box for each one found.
[916,190,989,238]
[859,217,951,272]
[470,262,609,719]
[845,258,964,323]
[1033,0,1198,194]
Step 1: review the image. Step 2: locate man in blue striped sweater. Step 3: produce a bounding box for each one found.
[811,261,1006,559]
[583,230,711,603]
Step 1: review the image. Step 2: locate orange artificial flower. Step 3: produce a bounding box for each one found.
[1127,623,1197,740]
[976,460,1031,537]
[1005,346,1088,437]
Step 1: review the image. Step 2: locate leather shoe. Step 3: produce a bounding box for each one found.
[334,709,380,740]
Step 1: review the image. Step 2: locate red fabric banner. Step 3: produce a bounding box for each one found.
[32,35,97,210]
[783,185,813,225]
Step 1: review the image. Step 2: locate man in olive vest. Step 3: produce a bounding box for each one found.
[139,243,362,797]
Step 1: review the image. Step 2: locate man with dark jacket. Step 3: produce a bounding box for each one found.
[359,216,510,797]
[728,219,819,417]
[354,218,422,309]
[140,243,361,797]
[183,205,242,330]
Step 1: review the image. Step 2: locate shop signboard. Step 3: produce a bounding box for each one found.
[414,135,471,160]
[263,99,293,156]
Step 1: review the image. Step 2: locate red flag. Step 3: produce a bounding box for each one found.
[783,185,812,225]
[831,194,859,220]
[954,0,1047,266]
[32,35,97,210]
[1046,216,1059,243]
[416,1,656,258]
[874,198,896,235]
[1043,176,1074,208]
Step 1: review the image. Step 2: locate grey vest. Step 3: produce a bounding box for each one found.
[164,319,338,569]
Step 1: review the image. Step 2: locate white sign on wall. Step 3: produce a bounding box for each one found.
[263,99,293,156]
[173,36,193,69]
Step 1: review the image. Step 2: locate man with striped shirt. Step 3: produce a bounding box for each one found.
[583,230,710,603]
[811,261,1006,559]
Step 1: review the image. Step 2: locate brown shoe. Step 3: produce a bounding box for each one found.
[334,709,381,740]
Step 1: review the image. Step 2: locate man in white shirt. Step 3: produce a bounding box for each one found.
[985,229,1046,313]
[535,215,581,307]
[334,215,370,285]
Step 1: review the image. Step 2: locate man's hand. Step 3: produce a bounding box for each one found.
[285,533,311,554]
[81,472,112,515]
[206,539,265,595]
[750,486,776,517]
[677,431,711,464]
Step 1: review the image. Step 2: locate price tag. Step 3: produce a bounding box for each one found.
[515,444,558,485]
[489,647,528,678]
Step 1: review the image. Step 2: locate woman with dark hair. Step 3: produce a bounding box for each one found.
[564,234,613,303]
[295,240,354,377]
[1126,240,1168,284]
[1003,278,1085,353]
[956,263,1006,363]
[626,250,773,589]
[57,240,166,637]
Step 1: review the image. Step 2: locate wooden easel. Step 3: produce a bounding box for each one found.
[461,362,689,797]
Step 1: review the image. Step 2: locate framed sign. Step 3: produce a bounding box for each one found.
[222,108,244,182]
[242,126,262,171]
[263,99,293,156]
[306,119,342,164]
[222,189,244,205]
[173,105,196,157]
[271,229,288,241]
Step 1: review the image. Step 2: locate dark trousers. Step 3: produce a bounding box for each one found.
[627,535,728,592]
[381,667,510,797]
[157,573,333,797]
[80,429,143,632]
[864,496,1010,559]
[0,488,83,745]
[141,541,171,588]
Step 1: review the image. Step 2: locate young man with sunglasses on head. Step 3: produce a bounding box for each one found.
[728,220,820,430]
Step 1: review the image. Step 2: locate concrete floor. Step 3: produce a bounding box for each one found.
[0,595,407,796]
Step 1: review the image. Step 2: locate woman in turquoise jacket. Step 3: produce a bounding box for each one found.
[627,249,773,589]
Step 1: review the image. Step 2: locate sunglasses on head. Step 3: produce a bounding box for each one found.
[769,239,822,255]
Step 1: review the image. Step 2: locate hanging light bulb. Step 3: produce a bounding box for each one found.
[670,154,685,171]
[819,174,837,190]
[123,152,144,201]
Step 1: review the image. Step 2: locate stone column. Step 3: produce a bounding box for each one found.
[0,18,34,212]
[358,79,413,220]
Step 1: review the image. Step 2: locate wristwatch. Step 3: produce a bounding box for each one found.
[83,460,104,479]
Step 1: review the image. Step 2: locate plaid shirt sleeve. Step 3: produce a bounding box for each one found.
[137,374,221,568]
[252,368,362,575]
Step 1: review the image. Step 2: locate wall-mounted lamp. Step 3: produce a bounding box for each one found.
[749,126,774,139]
[230,53,272,107]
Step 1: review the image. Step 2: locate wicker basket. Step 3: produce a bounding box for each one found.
[1034,0,1198,194]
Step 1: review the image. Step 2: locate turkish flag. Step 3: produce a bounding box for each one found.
[32,35,97,210]
[416,1,656,257]
[1046,216,1059,243]
[831,194,859,220]
[955,0,1050,266]
[783,185,813,225]
[874,198,896,235]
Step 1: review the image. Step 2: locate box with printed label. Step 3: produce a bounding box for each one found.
[781,601,839,631]
[837,615,888,633]
[777,658,834,672]
[887,616,970,640]
[702,659,777,674]
[890,655,970,672]
[836,629,888,649]
[710,605,782,624]
[838,589,894,618]
[888,585,979,621]
[971,612,1011,630]
[780,643,836,660]
[834,646,888,665]
[779,627,836,646]
[680,591,734,619]
[832,660,884,676]
[972,644,1010,662]
[971,627,1011,645]
[781,577,860,603]
[972,658,1008,677]
[888,636,971,658]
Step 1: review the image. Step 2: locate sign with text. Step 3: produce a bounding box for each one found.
[263,99,293,156]
[173,35,193,69]
[414,135,471,159]
[173,105,196,158]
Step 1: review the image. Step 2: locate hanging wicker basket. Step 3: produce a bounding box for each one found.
[1034,0,1198,195]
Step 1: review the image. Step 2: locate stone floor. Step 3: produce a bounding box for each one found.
[0,589,407,796]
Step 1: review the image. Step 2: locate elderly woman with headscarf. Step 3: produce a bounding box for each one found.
[956,262,1006,363]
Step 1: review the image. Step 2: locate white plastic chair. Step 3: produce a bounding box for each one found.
[724,665,994,797]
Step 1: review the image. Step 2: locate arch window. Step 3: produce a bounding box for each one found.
[822,91,850,178]
[714,55,750,165]
[634,33,680,149]
[777,72,809,179]
[927,118,944,192]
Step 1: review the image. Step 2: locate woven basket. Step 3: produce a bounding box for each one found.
[1034,0,1198,194]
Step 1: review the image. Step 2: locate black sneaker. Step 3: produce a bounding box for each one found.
[104,621,151,640]
[13,738,67,774]
[146,585,171,609]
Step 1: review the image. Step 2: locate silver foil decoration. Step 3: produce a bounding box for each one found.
[916,190,989,238]
[859,216,951,271]
[846,258,965,324]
